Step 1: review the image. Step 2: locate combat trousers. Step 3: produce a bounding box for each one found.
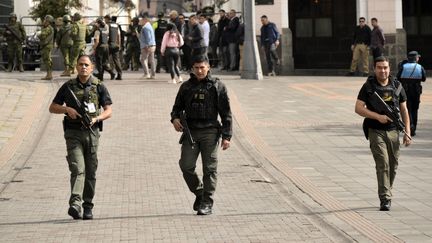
[7,42,23,68]
[95,44,113,80]
[64,129,99,209]
[179,128,220,206]
[368,129,400,201]
[109,46,122,76]
[60,45,73,70]
[350,44,369,73]
[41,44,53,71]
[70,41,86,68]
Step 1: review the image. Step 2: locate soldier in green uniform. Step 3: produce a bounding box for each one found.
[70,13,87,74]
[123,17,141,71]
[49,54,113,220]
[39,15,55,80]
[56,15,74,77]
[4,13,26,72]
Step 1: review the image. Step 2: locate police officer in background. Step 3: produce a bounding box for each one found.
[57,15,74,77]
[93,17,115,81]
[396,51,427,136]
[170,55,232,216]
[49,54,113,220]
[123,17,141,71]
[154,12,168,73]
[355,56,411,211]
[70,13,87,74]
[104,14,122,80]
[4,13,26,72]
[39,15,55,80]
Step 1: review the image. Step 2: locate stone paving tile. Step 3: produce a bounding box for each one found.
[0,78,340,242]
[226,75,432,242]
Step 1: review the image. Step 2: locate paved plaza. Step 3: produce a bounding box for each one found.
[0,70,431,242]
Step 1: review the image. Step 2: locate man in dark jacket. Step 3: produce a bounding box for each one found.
[260,15,280,76]
[170,55,232,216]
[347,17,371,76]
[187,15,206,57]
[217,10,230,70]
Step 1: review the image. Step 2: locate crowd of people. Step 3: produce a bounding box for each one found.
[2,8,286,80]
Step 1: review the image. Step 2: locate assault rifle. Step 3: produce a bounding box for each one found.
[369,91,411,140]
[3,24,23,43]
[179,112,196,148]
[66,85,96,136]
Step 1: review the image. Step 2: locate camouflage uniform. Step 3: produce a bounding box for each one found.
[56,15,74,76]
[123,17,142,71]
[70,13,87,73]
[39,15,55,80]
[4,13,26,72]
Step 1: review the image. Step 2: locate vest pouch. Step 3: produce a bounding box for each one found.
[109,42,120,52]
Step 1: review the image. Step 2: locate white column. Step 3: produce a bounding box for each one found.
[241,0,263,80]
[395,0,403,29]
[357,0,368,20]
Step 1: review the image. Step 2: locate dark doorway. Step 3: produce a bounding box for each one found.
[289,0,356,69]
[403,0,432,69]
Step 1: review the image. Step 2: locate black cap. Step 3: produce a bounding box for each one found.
[408,51,420,57]
[158,12,164,18]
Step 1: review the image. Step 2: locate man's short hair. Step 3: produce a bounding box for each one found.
[371,17,378,22]
[261,15,268,19]
[219,9,226,13]
[374,56,389,66]
[192,55,209,65]
[77,54,93,63]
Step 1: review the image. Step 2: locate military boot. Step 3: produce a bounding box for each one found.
[60,69,71,77]
[70,68,76,74]
[18,64,24,72]
[41,71,53,80]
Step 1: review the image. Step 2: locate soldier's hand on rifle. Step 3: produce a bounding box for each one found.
[172,118,183,132]
[65,106,81,120]
[377,114,392,124]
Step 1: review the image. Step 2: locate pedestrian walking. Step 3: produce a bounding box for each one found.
[170,55,232,215]
[56,15,74,77]
[39,15,55,80]
[123,17,142,71]
[396,51,427,136]
[49,54,112,220]
[260,15,280,76]
[187,15,206,57]
[161,23,184,84]
[139,14,156,79]
[225,10,240,71]
[355,56,411,211]
[49,55,112,219]
[93,17,115,81]
[347,17,371,76]
[105,14,123,80]
[4,13,26,72]
[370,17,385,60]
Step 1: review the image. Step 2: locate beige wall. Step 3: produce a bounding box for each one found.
[367,0,397,33]
[255,0,284,35]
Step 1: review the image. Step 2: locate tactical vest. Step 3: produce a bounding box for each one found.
[65,77,101,124]
[98,25,109,45]
[185,80,218,120]
[400,63,423,80]
[367,77,400,111]
[108,23,119,44]
[155,19,168,40]
[72,22,86,43]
